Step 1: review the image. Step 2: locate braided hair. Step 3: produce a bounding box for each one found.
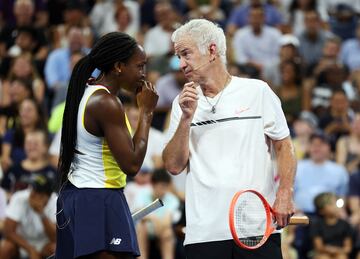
[58,32,138,187]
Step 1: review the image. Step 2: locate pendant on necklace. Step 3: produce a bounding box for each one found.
[211,106,216,114]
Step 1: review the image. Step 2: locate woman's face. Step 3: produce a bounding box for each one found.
[119,45,147,93]
[281,63,296,84]
[25,131,48,160]
[19,99,39,128]
[9,80,31,104]
[12,56,32,77]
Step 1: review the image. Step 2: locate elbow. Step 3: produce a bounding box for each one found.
[164,161,184,175]
[162,149,187,175]
[123,166,141,177]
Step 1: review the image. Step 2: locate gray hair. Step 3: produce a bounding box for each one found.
[171,19,227,64]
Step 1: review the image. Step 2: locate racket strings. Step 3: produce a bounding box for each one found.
[233,192,268,247]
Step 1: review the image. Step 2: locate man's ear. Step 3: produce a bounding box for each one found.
[209,43,216,53]
[209,43,217,61]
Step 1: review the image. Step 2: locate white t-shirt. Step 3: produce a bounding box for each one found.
[166,76,290,245]
[6,189,57,253]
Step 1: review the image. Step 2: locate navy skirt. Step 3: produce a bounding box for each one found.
[55,182,140,258]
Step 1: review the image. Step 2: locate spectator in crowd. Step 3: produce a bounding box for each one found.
[232,5,282,79]
[310,36,342,79]
[155,55,186,111]
[143,2,179,58]
[49,50,84,110]
[44,26,89,108]
[186,0,225,25]
[125,104,165,171]
[310,192,353,259]
[0,0,48,28]
[287,0,319,36]
[297,10,333,69]
[294,132,349,215]
[294,134,349,259]
[138,0,184,32]
[124,166,153,213]
[7,26,39,59]
[135,169,180,259]
[310,65,349,119]
[0,0,48,62]
[276,60,304,126]
[336,112,360,174]
[343,70,360,109]
[292,111,318,160]
[317,0,360,23]
[281,225,299,259]
[48,128,61,168]
[264,33,302,88]
[90,0,140,38]
[1,129,56,196]
[1,54,45,106]
[318,89,352,147]
[226,0,284,37]
[0,172,57,259]
[51,1,93,49]
[0,78,34,135]
[109,5,136,38]
[340,22,360,72]
[1,98,47,172]
[328,3,358,41]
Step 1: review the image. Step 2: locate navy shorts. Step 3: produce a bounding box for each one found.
[185,234,282,259]
[55,182,140,258]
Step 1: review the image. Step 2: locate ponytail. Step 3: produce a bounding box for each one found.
[58,56,95,187]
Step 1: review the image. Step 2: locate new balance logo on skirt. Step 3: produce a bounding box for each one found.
[110,238,122,245]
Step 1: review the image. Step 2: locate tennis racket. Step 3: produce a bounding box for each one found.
[229,189,309,250]
[132,198,164,221]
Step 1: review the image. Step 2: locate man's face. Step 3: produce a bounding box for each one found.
[68,28,84,53]
[174,36,210,82]
[14,2,34,23]
[16,32,35,51]
[309,138,330,163]
[330,92,348,112]
[304,11,320,33]
[249,9,264,30]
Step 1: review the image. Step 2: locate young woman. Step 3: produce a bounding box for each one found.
[55,32,158,259]
[1,98,47,172]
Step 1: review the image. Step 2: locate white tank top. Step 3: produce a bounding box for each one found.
[68,84,131,188]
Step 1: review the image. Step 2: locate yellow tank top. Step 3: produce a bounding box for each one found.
[68,85,132,188]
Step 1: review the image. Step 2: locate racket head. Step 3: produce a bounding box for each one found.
[229,189,275,250]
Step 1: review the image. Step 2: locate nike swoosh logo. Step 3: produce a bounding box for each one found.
[235,107,249,115]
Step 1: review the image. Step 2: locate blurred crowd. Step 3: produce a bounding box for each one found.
[0,0,359,258]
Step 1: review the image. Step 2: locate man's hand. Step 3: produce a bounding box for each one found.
[179,82,198,121]
[273,188,295,228]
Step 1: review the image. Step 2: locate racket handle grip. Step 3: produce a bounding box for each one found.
[289,215,309,225]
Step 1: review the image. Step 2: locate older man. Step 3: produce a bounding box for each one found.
[163,19,297,259]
